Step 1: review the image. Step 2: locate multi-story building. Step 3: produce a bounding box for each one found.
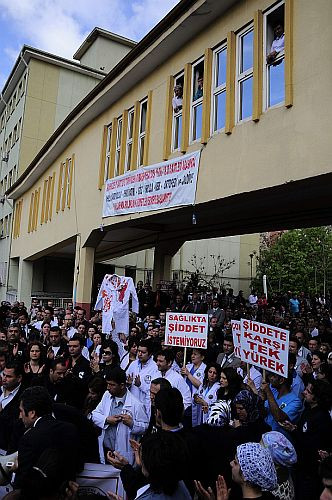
[0,30,135,300]
[7,0,322,313]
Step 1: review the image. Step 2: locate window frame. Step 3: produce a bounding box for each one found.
[211,43,227,134]
[104,123,112,182]
[114,117,123,177]
[190,57,205,144]
[171,72,184,152]
[137,98,148,168]
[263,1,285,111]
[236,24,254,123]
[125,107,135,172]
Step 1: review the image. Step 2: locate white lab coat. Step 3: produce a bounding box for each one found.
[162,368,192,409]
[185,362,206,396]
[192,382,220,426]
[126,357,159,416]
[92,389,149,464]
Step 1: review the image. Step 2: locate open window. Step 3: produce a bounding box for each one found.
[114,117,122,177]
[236,26,254,122]
[138,99,147,167]
[125,108,134,171]
[264,2,285,109]
[172,72,184,151]
[190,58,204,142]
[212,44,227,133]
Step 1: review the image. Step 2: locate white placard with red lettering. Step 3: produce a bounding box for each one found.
[103,151,200,217]
[231,320,241,358]
[165,312,208,349]
[240,319,289,377]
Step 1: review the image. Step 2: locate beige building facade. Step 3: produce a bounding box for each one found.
[7,0,330,312]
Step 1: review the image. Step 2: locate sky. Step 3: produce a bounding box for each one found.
[0,0,180,90]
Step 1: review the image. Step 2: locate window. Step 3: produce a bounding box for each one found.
[212,44,227,133]
[57,156,74,212]
[236,26,254,122]
[13,199,23,239]
[13,125,17,143]
[114,117,122,176]
[125,108,134,171]
[13,166,17,182]
[21,73,27,96]
[264,2,285,109]
[4,140,8,157]
[9,133,13,149]
[104,124,112,181]
[190,59,204,142]
[138,99,147,167]
[172,73,184,151]
[8,171,12,189]
[13,91,17,109]
[17,118,22,141]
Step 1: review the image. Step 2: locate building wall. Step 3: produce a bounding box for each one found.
[80,37,134,73]
[9,0,332,293]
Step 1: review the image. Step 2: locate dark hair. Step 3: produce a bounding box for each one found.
[151,377,172,390]
[18,311,29,319]
[20,386,52,417]
[88,325,98,335]
[203,362,222,388]
[105,366,126,385]
[50,326,61,334]
[155,349,174,364]
[288,352,297,368]
[44,307,54,315]
[154,387,183,426]
[289,336,300,348]
[311,351,327,364]
[217,367,242,401]
[69,334,84,346]
[27,341,46,365]
[50,358,67,371]
[88,376,107,396]
[5,360,23,377]
[310,379,332,411]
[140,432,189,495]
[41,321,51,330]
[320,455,332,481]
[127,337,138,350]
[100,339,120,364]
[223,335,234,344]
[139,339,154,355]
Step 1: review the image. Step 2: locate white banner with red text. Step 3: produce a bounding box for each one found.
[165,312,208,349]
[231,319,241,358]
[103,151,201,217]
[240,319,289,377]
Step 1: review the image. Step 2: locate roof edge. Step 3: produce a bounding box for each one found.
[73,27,137,61]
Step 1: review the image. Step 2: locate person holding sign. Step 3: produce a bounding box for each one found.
[155,350,192,410]
[181,349,206,427]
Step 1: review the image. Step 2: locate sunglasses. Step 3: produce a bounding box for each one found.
[102,350,113,355]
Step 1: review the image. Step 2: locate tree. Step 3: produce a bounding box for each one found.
[185,254,235,289]
[253,227,332,294]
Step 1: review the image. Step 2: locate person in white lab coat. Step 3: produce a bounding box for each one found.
[91,367,149,464]
[181,348,207,427]
[192,362,221,426]
[126,339,159,416]
[155,350,192,409]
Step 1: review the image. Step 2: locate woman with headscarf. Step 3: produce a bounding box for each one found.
[232,389,271,443]
[261,431,297,500]
[195,442,277,499]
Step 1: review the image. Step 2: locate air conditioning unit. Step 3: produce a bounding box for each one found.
[2,156,9,162]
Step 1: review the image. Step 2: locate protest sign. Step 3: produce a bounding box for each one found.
[231,320,241,358]
[103,151,200,217]
[240,319,289,377]
[165,312,208,349]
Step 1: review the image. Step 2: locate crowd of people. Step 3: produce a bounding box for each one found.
[0,283,332,499]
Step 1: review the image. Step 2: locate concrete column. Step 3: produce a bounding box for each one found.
[73,244,95,318]
[153,240,185,287]
[17,258,33,305]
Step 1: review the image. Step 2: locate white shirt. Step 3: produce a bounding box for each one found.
[126,357,159,413]
[271,34,285,53]
[0,383,21,409]
[162,368,192,409]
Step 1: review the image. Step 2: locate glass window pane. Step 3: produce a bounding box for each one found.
[174,114,182,150]
[126,143,132,170]
[192,103,203,141]
[140,103,147,133]
[128,112,134,139]
[214,91,226,131]
[269,58,285,107]
[216,49,227,87]
[240,77,253,120]
[139,136,145,166]
[241,30,253,73]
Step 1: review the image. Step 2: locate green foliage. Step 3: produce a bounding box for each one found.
[254,227,332,294]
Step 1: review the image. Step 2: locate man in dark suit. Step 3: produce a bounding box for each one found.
[13,386,80,495]
[0,361,24,453]
[207,299,225,328]
[216,335,241,369]
[65,334,91,408]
